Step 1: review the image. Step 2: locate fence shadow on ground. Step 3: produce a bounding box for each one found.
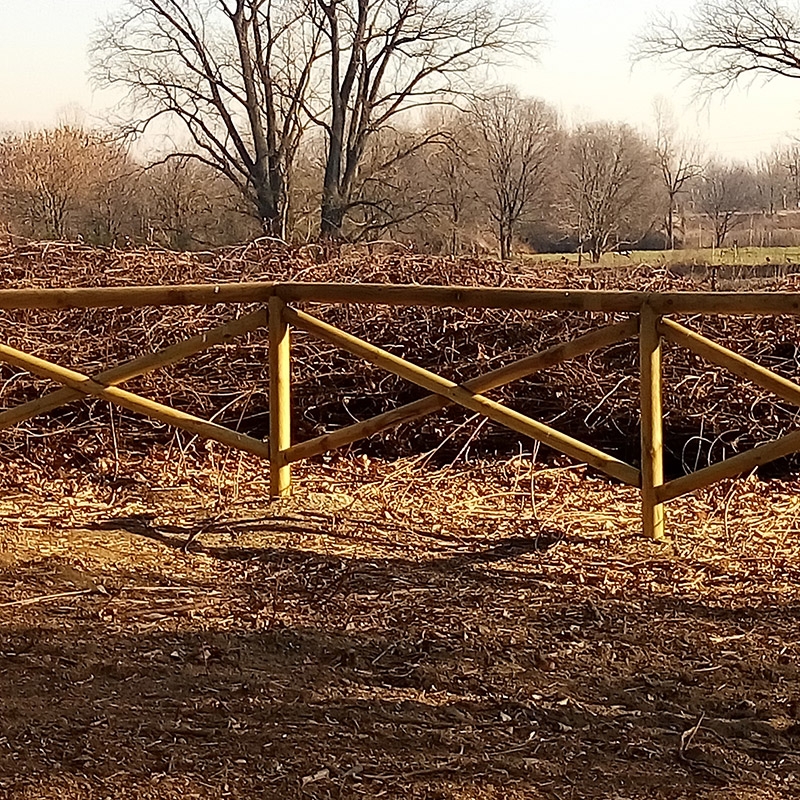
[1,514,799,799]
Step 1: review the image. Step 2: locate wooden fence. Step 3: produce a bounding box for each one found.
[3,282,800,539]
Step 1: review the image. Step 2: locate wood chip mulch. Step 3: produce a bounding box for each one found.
[1,450,799,799]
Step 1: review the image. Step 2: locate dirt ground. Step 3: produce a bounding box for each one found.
[1,450,799,799]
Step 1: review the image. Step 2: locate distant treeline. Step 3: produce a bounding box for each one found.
[2,116,799,258]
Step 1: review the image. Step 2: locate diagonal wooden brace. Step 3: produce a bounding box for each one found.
[0,309,268,430]
[656,317,800,503]
[284,307,640,486]
[657,427,800,503]
[286,318,638,463]
[0,343,271,460]
[660,317,800,407]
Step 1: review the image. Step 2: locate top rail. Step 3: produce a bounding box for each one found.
[0,282,799,314]
[0,283,278,309]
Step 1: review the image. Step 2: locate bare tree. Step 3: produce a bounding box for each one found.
[0,130,75,239]
[144,157,260,249]
[427,123,477,256]
[780,143,800,207]
[473,90,559,260]
[309,0,543,238]
[755,149,787,216]
[92,0,320,238]
[337,126,447,241]
[0,126,134,241]
[564,123,658,263]
[361,109,483,254]
[696,161,756,247]
[653,101,704,249]
[638,0,800,94]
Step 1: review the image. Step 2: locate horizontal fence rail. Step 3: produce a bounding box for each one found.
[2,282,800,314]
[2,281,800,539]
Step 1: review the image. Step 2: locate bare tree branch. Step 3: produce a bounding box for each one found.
[637,0,800,95]
[91,0,321,236]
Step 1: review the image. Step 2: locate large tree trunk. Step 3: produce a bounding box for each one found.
[449,204,460,256]
[498,219,512,261]
[320,185,345,239]
[255,187,283,238]
[320,124,363,239]
[714,219,726,248]
[320,84,346,238]
[667,198,675,250]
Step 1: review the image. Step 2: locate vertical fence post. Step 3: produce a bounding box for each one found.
[269,295,292,497]
[639,302,665,539]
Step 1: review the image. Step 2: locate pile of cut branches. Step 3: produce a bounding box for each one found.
[1,240,799,478]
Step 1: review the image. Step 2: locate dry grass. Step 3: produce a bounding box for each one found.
[529,246,800,271]
[1,450,799,799]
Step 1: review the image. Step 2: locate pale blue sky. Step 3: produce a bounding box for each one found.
[1,0,799,160]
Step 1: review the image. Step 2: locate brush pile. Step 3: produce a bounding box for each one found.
[1,240,800,478]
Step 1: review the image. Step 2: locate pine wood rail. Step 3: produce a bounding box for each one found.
[2,281,800,539]
[284,306,640,486]
[0,308,268,429]
[285,319,638,463]
[0,341,271,459]
[0,282,799,314]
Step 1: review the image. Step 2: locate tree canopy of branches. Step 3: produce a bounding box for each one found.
[15,109,792,257]
[92,0,319,238]
[755,150,786,216]
[93,0,542,241]
[0,126,135,242]
[696,161,756,246]
[565,123,658,262]
[310,0,543,238]
[332,127,445,241]
[638,0,800,94]
[145,157,260,249]
[780,144,800,207]
[473,90,559,260]
[425,119,478,255]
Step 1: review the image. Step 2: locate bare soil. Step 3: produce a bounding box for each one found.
[1,451,799,799]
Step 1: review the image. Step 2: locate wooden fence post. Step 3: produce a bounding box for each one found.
[639,303,665,539]
[269,296,292,497]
